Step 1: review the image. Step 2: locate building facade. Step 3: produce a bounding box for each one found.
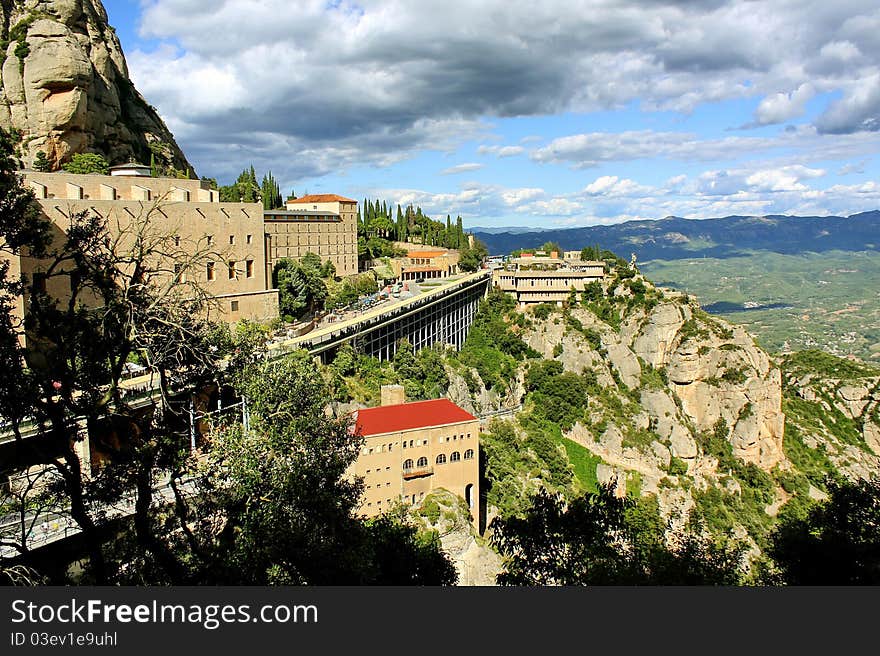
[18,170,279,330]
[493,255,605,306]
[351,387,480,528]
[391,249,461,281]
[264,194,359,278]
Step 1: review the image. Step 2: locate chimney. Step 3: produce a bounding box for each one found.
[380,384,406,406]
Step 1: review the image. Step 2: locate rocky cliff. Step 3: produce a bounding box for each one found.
[441,274,880,547]
[0,0,191,172]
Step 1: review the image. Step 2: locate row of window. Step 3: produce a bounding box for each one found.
[363,433,474,456]
[366,491,426,508]
[191,234,254,247]
[439,433,472,443]
[205,260,255,281]
[402,450,474,470]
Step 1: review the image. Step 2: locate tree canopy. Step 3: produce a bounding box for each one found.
[767,476,880,584]
[492,486,746,585]
[62,153,109,175]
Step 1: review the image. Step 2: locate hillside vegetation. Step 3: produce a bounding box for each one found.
[327,265,880,576]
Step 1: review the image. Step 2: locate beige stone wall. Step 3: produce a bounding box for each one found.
[17,171,278,327]
[24,171,219,203]
[349,419,481,528]
[210,289,280,325]
[264,216,358,278]
[266,198,358,278]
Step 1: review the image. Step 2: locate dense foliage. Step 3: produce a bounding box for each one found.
[492,486,746,585]
[61,152,109,175]
[767,476,880,585]
[273,252,335,321]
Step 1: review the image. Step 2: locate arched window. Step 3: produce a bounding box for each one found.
[464,449,474,460]
[450,451,461,462]
[436,454,446,465]
[417,457,428,468]
[403,459,413,471]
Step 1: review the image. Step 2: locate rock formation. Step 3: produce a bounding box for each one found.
[0,0,192,172]
[443,272,880,548]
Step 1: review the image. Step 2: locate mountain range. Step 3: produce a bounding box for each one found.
[472,211,880,261]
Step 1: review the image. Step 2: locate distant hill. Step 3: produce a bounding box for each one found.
[473,211,880,260]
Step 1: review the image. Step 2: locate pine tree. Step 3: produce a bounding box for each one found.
[32,150,51,172]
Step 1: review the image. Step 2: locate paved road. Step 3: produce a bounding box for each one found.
[0,476,198,559]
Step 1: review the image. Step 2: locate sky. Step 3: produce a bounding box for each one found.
[102,0,880,229]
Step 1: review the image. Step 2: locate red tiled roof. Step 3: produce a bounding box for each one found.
[355,399,476,436]
[287,194,356,204]
[407,250,447,259]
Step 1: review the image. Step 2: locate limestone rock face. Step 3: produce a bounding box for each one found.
[628,302,688,368]
[664,317,785,469]
[519,294,787,477]
[0,0,192,172]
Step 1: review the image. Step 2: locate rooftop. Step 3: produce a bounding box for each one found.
[355,398,476,436]
[287,194,357,204]
[407,250,449,259]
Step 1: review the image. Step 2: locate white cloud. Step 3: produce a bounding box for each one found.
[744,165,826,192]
[124,0,880,185]
[583,175,652,197]
[754,83,815,126]
[477,145,526,157]
[500,188,545,205]
[817,72,880,133]
[440,163,484,175]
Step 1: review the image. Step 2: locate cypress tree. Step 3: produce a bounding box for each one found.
[396,204,405,241]
[261,171,282,209]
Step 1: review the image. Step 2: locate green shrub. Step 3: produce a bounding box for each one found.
[418,498,441,524]
[62,152,110,175]
[668,456,689,476]
[531,303,556,320]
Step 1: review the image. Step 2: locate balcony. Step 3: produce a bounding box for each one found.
[402,466,433,480]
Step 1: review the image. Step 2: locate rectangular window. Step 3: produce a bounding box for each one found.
[228,261,236,279]
[229,235,235,245]
[230,300,239,312]
[173,263,185,283]
[206,262,215,281]
[33,272,47,294]
[246,260,254,278]
[206,235,214,246]
[174,236,181,247]
[246,234,253,245]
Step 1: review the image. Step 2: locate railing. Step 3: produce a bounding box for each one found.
[401,466,433,479]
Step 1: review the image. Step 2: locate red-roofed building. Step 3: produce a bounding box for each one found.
[287,194,358,204]
[349,386,481,528]
[390,248,461,281]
